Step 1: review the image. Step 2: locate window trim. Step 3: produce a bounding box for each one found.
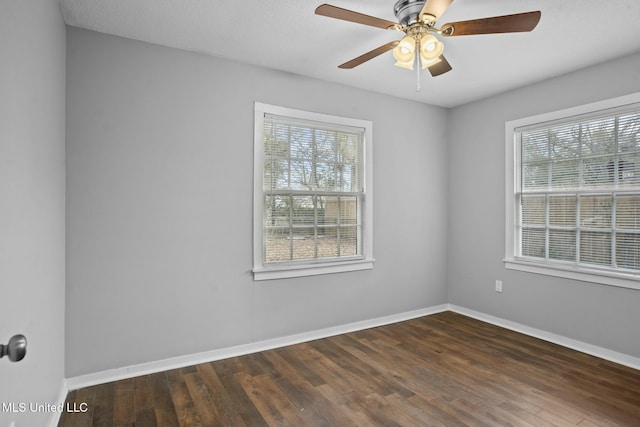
[505,92,640,291]
[253,102,374,281]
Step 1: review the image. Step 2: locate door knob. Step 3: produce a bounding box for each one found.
[0,334,27,362]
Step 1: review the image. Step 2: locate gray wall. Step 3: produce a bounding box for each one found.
[0,0,66,425]
[447,52,640,357]
[65,28,449,377]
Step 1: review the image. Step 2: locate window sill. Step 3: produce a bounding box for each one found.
[253,258,374,281]
[504,257,640,291]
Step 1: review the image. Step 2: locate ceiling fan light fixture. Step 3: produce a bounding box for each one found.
[419,34,443,61]
[394,35,415,58]
[392,35,416,69]
[394,57,415,70]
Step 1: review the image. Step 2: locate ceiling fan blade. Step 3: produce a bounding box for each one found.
[441,11,541,36]
[428,55,452,77]
[420,0,453,22]
[315,4,399,30]
[338,41,399,69]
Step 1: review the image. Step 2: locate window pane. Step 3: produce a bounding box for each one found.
[549,123,580,159]
[521,195,545,225]
[290,160,312,190]
[316,234,338,258]
[616,233,640,269]
[339,164,355,192]
[583,156,614,188]
[314,162,334,191]
[618,112,640,153]
[551,159,579,189]
[265,123,290,157]
[291,196,315,226]
[291,229,317,261]
[580,195,611,228]
[339,134,360,164]
[314,130,337,163]
[522,129,548,162]
[549,196,576,226]
[581,117,616,156]
[521,228,545,258]
[522,163,549,191]
[549,230,576,261]
[617,153,640,187]
[616,195,640,230]
[320,195,337,225]
[264,158,289,190]
[339,134,362,191]
[339,226,359,257]
[339,196,358,225]
[324,196,341,226]
[290,126,312,158]
[265,228,291,263]
[264,195,289,227]
[580,231,611,266]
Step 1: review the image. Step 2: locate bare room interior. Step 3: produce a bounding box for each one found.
[2,0,640,426]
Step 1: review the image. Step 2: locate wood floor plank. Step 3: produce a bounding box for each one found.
[195,362,244,427]
[310,337,415,398]
[133,374,155,413]
[183,372,218,426]
[150,372,180,427]
[314,383,380,426]
[498,401,560,427]
[212,359,269,426]
[236,372,306,426]
[132,373,157,427]
[90,381,114,427]
[166,368,203,427]
[153,389,180,427]
[112,379,135,427]
[261,351,353,426]
[360,392,428,427]
[58,311,640,427]
[275,346,327,388]
[134,408,157,427]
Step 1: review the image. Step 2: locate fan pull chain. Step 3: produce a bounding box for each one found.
[416,55,421,92]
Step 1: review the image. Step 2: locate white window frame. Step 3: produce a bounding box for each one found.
[253,102,374,281]
[505,92,640,291]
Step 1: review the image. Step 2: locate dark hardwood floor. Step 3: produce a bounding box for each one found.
[58,311,640,426]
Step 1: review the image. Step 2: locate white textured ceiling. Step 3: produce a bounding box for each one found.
[59,0,640,108]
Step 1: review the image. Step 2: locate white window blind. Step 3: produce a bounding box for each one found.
[515,104,640,273]
[253,103,373,280]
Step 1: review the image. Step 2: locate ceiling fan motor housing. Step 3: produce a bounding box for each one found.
[394,0,428,26]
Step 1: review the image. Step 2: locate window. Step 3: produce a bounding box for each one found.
[505,93,640,290]
[253,103,373,280]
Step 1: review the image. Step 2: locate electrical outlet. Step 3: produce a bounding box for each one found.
[495,280,503,293]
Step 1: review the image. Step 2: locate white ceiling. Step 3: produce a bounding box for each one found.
[59,0,640,108]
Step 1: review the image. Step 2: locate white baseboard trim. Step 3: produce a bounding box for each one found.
[449,304,640,371]
[65,304,449,391]
[65,303,639,392]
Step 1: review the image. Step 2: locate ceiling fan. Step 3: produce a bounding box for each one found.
[315,0,541,77]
